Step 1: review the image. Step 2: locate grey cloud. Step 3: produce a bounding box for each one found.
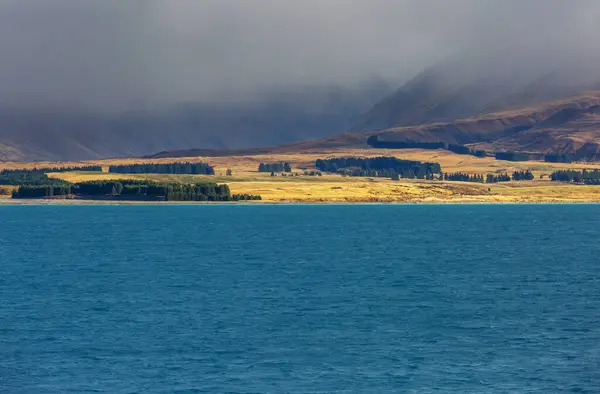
[0,0,599,109]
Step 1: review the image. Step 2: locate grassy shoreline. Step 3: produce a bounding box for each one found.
[4,147,600,203]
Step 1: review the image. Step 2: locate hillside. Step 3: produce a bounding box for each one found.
[148,60,600,161]
[150,92,600,159]
[369,92,600,154]
[351,60,600,132]
[6,60,600,162]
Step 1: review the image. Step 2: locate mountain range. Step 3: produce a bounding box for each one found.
[3,62,600,161]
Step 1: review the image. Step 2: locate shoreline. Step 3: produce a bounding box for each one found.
[2,198,600,206]
[4,148,600,205]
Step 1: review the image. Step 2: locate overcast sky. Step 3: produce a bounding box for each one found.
[0,0,599,109]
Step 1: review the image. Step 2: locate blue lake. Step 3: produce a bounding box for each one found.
[1,205,599,392]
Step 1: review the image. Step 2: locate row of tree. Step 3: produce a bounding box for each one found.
[12,185,76,198]
[512,170,534,181]
[441,171,532,183]
[279,171,322,177]
[315,157,441,179]
[551,169,600,184]
[258,162,292,172]
[366,136,446,150]
[11,179,262,201]
[443,173,485,183]
[75,180,230,199]
[552,170,582,183]
[366,136,488,158]
[108,162,214,175]
[0,171,71,186]
[231,194,262,201]
[0,166,101,175]
[486,173,511,183]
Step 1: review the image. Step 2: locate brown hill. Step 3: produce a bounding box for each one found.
[478,105,600,158]
[370,92,600,147]
[146,93,600,161]
[145,91,600,160]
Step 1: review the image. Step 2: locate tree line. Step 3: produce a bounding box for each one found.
[551,169,600,184]
[12,179,261,201]
[231,194,262,201]
[486,173,511,183]
[439,171,532,183]
[0,166,101,175]
[12,185,75,198]
[366,136,446,150]
[76,180,230,200]
[258,162,292,172]
[0,171,71,186]
[315,156,441,179]
[0,167,102,186]
[442,173,485,183]
[108,162,214,175]
[279,171,322,177]
[512,170,534,181]
[337,168,436,180]
[366,136,487,158]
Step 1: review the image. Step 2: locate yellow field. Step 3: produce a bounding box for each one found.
[3,148,600,203]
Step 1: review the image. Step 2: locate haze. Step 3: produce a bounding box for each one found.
[0,0,599,110]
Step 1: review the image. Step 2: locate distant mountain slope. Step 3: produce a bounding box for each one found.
[351,60,600,133]
[481,105,600,158]
[0,81,391,161]
[371,92,600,141]
[147,133,368,159]
[147,92,600,160]
[359,92,600,156]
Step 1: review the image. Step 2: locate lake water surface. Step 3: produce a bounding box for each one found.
[1,205,599,392]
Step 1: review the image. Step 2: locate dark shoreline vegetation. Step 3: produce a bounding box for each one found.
[0,161,264,201]
[12,180,261,201]
[108,162,214,175]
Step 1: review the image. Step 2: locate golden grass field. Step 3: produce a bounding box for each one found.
[3,148,600,203]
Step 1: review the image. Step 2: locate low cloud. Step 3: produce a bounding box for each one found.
[0,0,599,109]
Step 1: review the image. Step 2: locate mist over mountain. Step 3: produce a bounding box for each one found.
[1,1,600,160]
[352,53,600,132]
[0,81,391,160]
